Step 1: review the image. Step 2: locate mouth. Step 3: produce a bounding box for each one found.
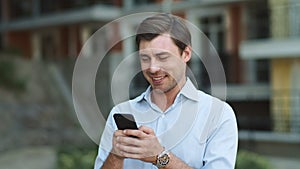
[151,75,166,84]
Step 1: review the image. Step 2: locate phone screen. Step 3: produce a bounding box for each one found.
[113,113,138,130]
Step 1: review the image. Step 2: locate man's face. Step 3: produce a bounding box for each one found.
[139,34,191,93]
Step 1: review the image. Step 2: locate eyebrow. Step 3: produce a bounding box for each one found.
[139,53,149,57]
[139,51,171,58]
[155,52,170,57]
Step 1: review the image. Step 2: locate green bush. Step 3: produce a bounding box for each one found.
[57,146,97,169]
[236,150,271,169]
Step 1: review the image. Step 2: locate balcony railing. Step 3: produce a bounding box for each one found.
[272,89,300,133]
[245,1,300,40]
[229,87,300,134]
[270,2,300,38]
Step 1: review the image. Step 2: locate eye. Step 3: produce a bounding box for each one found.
[140,55,150,62]
[158,55,169,61]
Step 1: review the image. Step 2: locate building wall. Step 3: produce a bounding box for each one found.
[7,31,32,58]
[269,0,300,132]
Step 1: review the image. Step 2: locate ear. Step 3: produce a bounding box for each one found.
[182,45,192,63]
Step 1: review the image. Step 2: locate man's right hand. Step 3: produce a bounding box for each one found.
[100,130,126,169]
[111,130,127,158]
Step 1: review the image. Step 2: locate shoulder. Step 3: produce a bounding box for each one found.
[199,91,233,111]
[197,91,236,122]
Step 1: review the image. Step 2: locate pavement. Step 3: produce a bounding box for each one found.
[266,156,300,169]
[0,146,56,169]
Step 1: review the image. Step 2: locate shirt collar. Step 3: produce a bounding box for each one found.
[180,78,199,102]
[136,77,199,103]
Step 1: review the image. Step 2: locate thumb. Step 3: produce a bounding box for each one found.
[139,125,155,135]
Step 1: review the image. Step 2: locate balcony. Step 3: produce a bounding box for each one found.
[240,38,300,59]
[0,4,120,31]
[240,1,300,59]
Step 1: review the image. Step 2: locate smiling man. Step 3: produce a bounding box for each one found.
[94,13,238,169]
[138,33,191,112]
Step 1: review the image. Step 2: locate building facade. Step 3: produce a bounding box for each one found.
[1,0,299,145]
[241,0,300,133]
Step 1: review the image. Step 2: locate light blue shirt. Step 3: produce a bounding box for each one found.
[94,78,238,169]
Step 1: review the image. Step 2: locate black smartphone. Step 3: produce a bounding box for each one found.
[113,113,138,130]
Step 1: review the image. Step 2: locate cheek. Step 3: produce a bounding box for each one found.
[142,70,148,77]
[167,62,186,77]
[140,62,149,71]
[167,59,185,70]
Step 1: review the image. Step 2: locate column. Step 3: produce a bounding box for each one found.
[31,32,41,60]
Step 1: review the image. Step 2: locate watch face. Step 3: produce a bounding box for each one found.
[158,153,170,166]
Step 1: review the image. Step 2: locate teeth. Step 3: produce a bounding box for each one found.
[153,77,163,81]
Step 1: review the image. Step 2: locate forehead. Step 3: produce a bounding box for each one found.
[139,34,179,54]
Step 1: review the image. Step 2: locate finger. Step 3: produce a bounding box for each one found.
[116,143,141,154]
[117,147,151,160]
[139,125,155,135]
[112,134,127,157]
[116,135,141,147]
[114,130,126,137]
[123,129,147,138]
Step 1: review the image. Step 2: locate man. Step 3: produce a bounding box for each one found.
[94,13,238,169]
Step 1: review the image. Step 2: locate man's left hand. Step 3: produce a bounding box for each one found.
[115,125,164,163]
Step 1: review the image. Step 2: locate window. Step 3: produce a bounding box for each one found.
[133,0,154,5]
[9,0,33,20]
[255,59,270,83]
[245,1,269,39]
[290,1,300,37]
[198,14,227,90]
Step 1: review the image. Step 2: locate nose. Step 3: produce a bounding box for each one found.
[149,60,160,73]
[149,66,160,73]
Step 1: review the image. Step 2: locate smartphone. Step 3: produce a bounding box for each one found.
[113,113,138,130]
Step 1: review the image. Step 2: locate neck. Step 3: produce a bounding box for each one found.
[151,78,186,112]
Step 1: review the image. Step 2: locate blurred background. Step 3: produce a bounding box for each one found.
[0,0,300,169]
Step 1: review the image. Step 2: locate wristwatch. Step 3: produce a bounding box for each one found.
[155,149,170,168]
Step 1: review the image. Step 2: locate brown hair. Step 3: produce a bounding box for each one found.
[136,13,191,54]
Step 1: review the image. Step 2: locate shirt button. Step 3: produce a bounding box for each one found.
[161,114,165,118]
